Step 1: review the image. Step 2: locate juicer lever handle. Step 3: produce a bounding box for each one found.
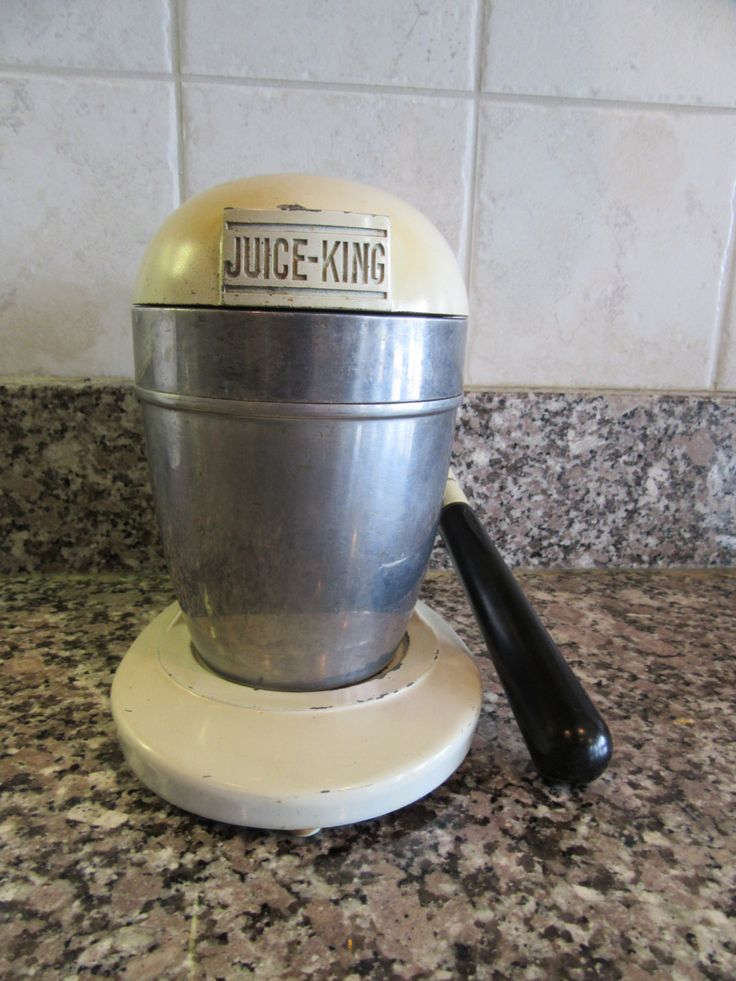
[438,476,612,785]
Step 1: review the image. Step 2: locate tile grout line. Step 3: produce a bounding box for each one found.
[0,62,734,116]
[461,0,487,383]
[462,0,485,285]
[708,178,736,389]
[0,62,473,98]
[178,72,474,100]
[169,0,186,205]
[0,63,174,82]
[478,89,736,117]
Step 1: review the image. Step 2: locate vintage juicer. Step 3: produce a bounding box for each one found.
[111,174,611,833]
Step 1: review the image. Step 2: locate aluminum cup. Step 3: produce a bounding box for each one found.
[134,307,465,691]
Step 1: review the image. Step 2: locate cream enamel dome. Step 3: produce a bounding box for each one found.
[134,173,468,316]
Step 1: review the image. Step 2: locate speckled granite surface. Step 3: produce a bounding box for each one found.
[1,382,734,573]
[452,391,735,569]
[2,569,734,978]
[0,383,161,574]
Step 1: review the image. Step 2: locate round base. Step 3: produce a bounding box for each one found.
[111,602,482,831]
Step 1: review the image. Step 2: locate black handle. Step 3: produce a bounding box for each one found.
[439,501,612,785]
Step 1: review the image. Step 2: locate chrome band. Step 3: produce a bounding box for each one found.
[135,386,462,420]
[133,306,466,405]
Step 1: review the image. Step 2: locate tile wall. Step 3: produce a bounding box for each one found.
[2,0,735,390]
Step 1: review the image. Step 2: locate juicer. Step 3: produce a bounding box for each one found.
[111,174,611,833]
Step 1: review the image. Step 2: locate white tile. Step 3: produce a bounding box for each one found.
[467,100,736,390]
[0,0,171,72]
[182,83,472,259]
[0,74,177,377]
[181,0,478,90]
[483,0,736,108]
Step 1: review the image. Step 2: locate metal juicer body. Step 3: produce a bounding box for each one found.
[133,307,466,691]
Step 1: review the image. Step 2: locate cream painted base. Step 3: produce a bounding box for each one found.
[111,601,482,831]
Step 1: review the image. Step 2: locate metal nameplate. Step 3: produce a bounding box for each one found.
[220,208,391,310]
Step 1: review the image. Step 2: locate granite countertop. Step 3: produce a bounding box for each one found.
[1,569,734,979]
